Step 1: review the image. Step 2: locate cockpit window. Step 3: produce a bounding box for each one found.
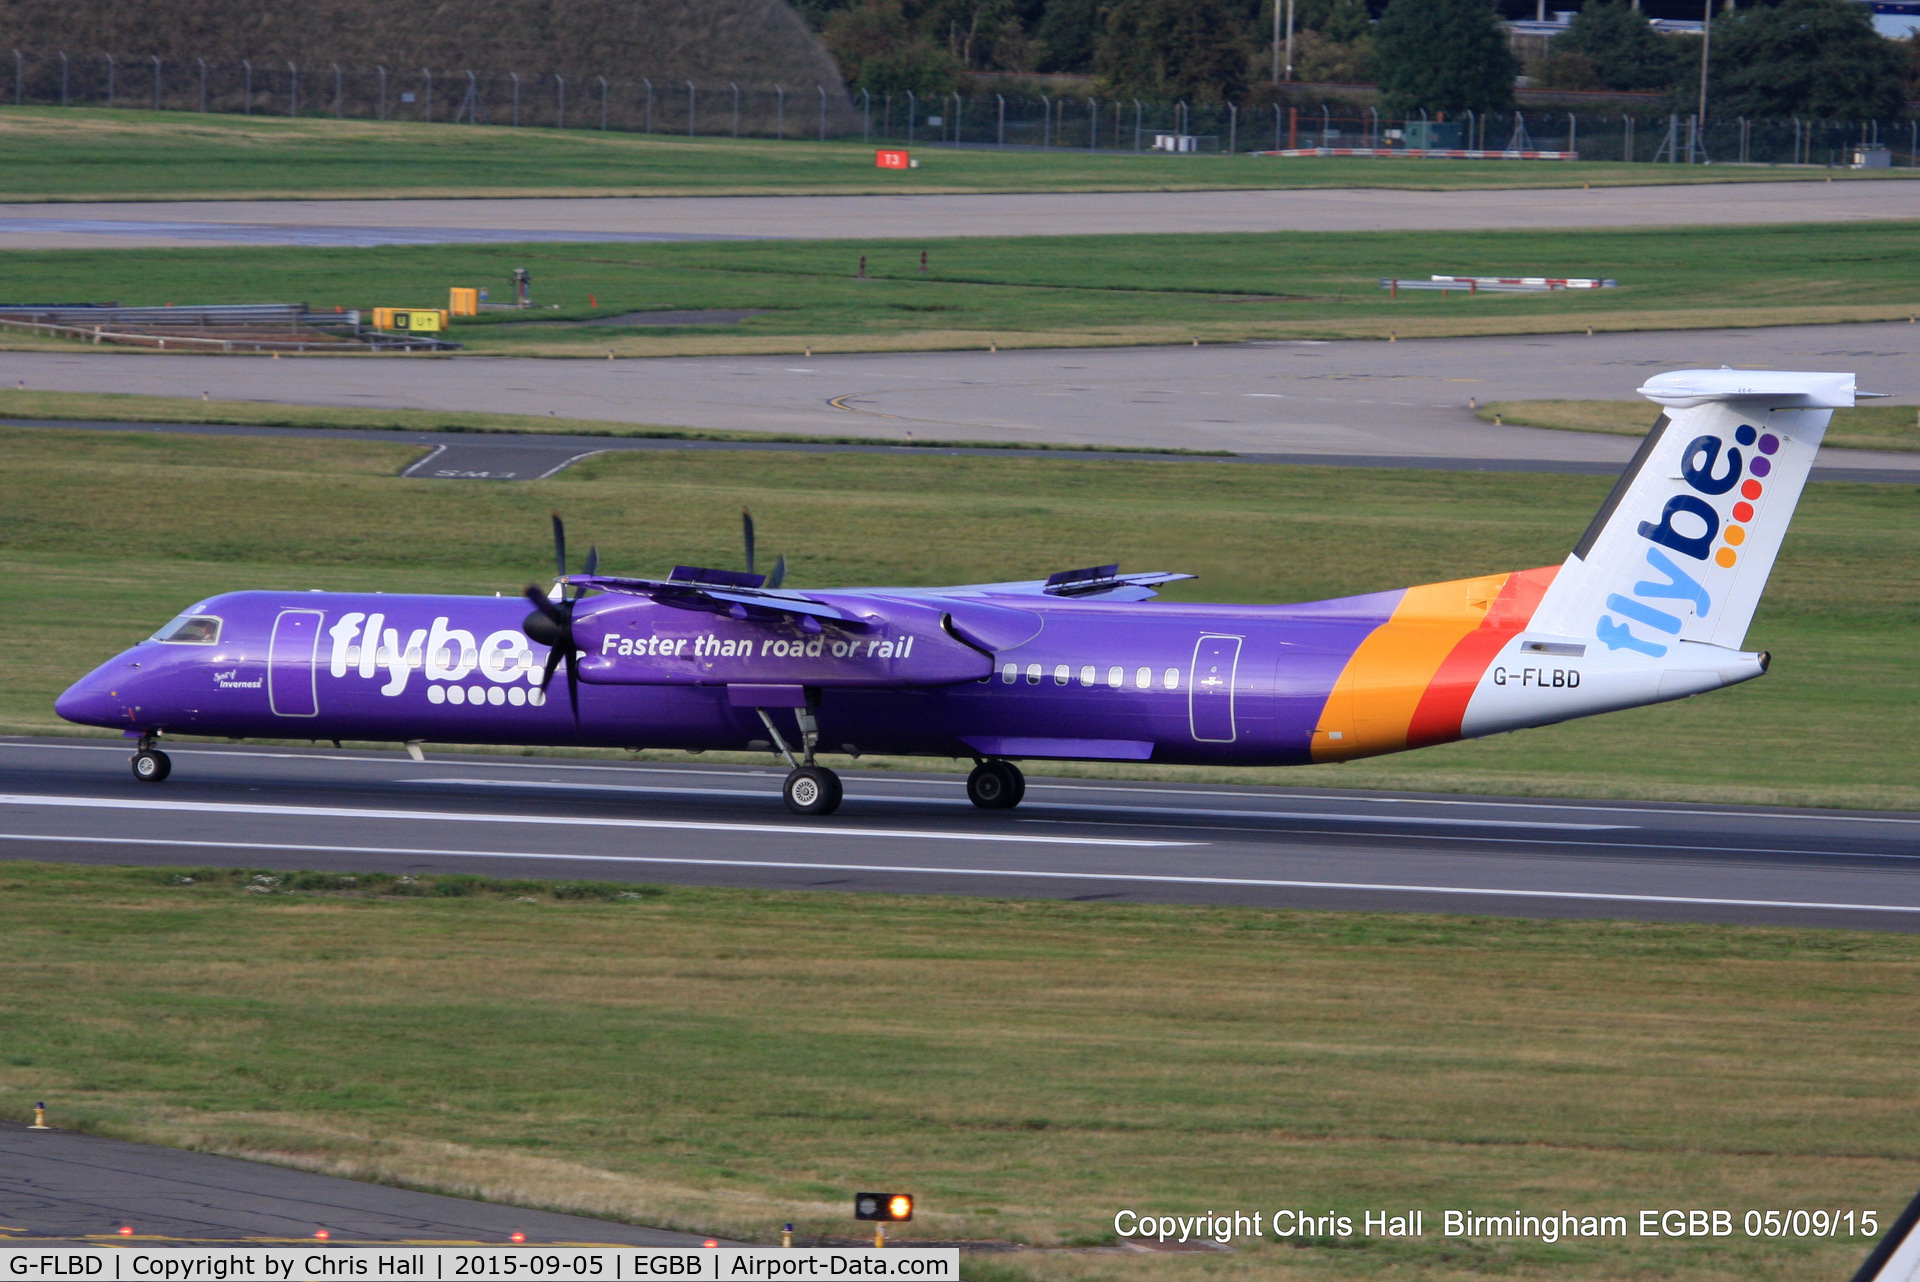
[152,614,223,645]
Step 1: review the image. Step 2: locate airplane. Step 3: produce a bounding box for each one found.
[55,368,1866,817]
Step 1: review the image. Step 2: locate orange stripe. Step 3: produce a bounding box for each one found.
[1405,566,1557,748]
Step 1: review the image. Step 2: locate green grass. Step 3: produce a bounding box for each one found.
[5,222,1920,356]
[7,107,1913,199]
[1,860,1914,1280]
[1483,400,1920,453]
[4,425,1917,808]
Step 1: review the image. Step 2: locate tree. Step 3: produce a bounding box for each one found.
[1709,0,1907,120]
[823,0,964,95]
[1553,0,1682,91]
[1372,0,1517,114]
[1034,0,1104,72]
[1095,0,1254,104]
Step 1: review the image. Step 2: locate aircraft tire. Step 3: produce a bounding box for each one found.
[967,760,1023,810]
[783,766,842,816]
[131,749,172,784]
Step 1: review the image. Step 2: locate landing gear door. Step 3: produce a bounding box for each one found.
[268,609,324,717]
[1189,634,1243,743]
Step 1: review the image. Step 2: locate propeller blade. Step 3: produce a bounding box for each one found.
[540,644,566,691]
[584,544,600,578]
[521,584,569,634]
[550,512,568,581]
[563,647,581,723]
[767,553,787,590]
[742,508,756,576]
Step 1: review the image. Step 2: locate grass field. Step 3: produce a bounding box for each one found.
[1,859,1914,1280]
[5,222,1920,356]
[1482,401,1920,453]
[6,107,1913,199]
[4,425,1916,809]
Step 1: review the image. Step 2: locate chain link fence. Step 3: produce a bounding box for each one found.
[7,48,1914,166]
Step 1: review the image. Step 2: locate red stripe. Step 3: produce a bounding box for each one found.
[1405,566,1557,749]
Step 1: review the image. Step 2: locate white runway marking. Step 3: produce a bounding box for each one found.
[0,794,1194,848]
[2,832,1915,916]
[407,777,1631,829]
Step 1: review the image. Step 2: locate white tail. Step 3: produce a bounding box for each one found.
[1529,369,1854,653]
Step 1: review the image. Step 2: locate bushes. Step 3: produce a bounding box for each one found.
[146,866,665,902]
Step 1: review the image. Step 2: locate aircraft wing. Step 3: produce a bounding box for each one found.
[567,573,876,627]
[874,565,1196,603]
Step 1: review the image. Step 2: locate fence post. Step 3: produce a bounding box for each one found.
[376,65,386,119]
[861,86,870,141]
[817,83,825,140]
[13,49,20,108]
[1133,99,1141,151]
[905,89,914,143]
[1567,111,1575,155]
[422,68,431,122]
[1039,94,1050,147]
[600,76,608,131]
[1228,101,1236,153]
[105,53,114,108]
[510,71,519,126]
[289,62,298,117]
[732,82,740,137]
[996,92,1004,147]
[555,73,564,128]
[775,83,784,138]
[1087,97,1095,149]
[951,90,961,144]
[694,81,701,137]
[151,55,160,110]
[1320,103,1329,144]
[1273,101,1280,149]
[333,63,342,118]
[242,58,251,114]
[642,78,652,132]
[58,50,67,106]
[1738,115,1746,163]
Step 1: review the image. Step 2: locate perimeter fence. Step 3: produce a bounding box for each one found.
[6,47,1916,166]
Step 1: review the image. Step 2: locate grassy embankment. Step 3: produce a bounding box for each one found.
[6,107,1912,198]
[4,223,1919,356]
[4,425,1915,809]
[1483,400,1920,453]
[1,860,1915,1282]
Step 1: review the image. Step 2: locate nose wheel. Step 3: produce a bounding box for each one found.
[783,765,843,816]
[967,760,1025,810]
[131,748,172,783]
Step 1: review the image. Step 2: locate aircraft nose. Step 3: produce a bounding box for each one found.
[55,672,125,728]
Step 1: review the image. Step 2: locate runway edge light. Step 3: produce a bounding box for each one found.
[30,1100,48,1129]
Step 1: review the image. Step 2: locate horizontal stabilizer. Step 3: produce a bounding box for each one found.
[1637,368,1858,409]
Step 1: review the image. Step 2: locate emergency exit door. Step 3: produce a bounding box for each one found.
[1188,634,1242,742]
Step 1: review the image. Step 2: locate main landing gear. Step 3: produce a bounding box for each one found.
[757,703,845,817]
[130,734,171,784]
[967,759,1025,810]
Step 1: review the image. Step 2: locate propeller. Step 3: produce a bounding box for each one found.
[743,507,787,589]
[520,511,594,722]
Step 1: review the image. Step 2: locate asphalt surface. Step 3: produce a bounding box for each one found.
[5,739,1918,932]
[0,180,1915,247]
[4,323,1917,472]
[0,1120,709,1246]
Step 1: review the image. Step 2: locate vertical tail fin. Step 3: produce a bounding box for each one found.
[1528,369,1856,654]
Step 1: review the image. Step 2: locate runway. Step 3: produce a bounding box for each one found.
[0,1121,710,1246]
[5,739,1918,932]
[4,323,1917,471]
[0,180,1915,247]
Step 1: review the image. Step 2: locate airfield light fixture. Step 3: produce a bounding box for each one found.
[856,1192,913,1221]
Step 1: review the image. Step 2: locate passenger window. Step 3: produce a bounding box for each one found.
[1163,667,1179,690]
[1135,666,1151,689]
[152,614,222,645]
[1107,666,1123,688]
[1025,663,1042,685]
[1079,665,1095,687]
[1053,664,1069,685]
[1001,662,1018,684]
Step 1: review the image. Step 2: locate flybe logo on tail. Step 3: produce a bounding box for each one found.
[1599,425,1779,658]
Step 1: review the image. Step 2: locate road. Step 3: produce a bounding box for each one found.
[0,1122,711,1247]
[5,739,1918,932]
[0,181,1915,247]
[4,323,1917,470]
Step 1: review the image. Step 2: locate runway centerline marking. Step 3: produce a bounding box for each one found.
[1,832,1914,916]
[0,795,1195,847]
[405,777,1630,830]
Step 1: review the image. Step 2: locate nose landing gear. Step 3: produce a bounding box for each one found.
[967,760,1025,810]
[130,734,171,783]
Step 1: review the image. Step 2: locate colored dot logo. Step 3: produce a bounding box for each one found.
[1717,428,1778,567]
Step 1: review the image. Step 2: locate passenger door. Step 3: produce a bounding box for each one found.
[1188,634,1242,742]
[268,609,324,717]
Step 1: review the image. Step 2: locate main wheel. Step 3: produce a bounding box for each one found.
[131,749,171,783]
[967,760,1024,810]
[783,766,842,816]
